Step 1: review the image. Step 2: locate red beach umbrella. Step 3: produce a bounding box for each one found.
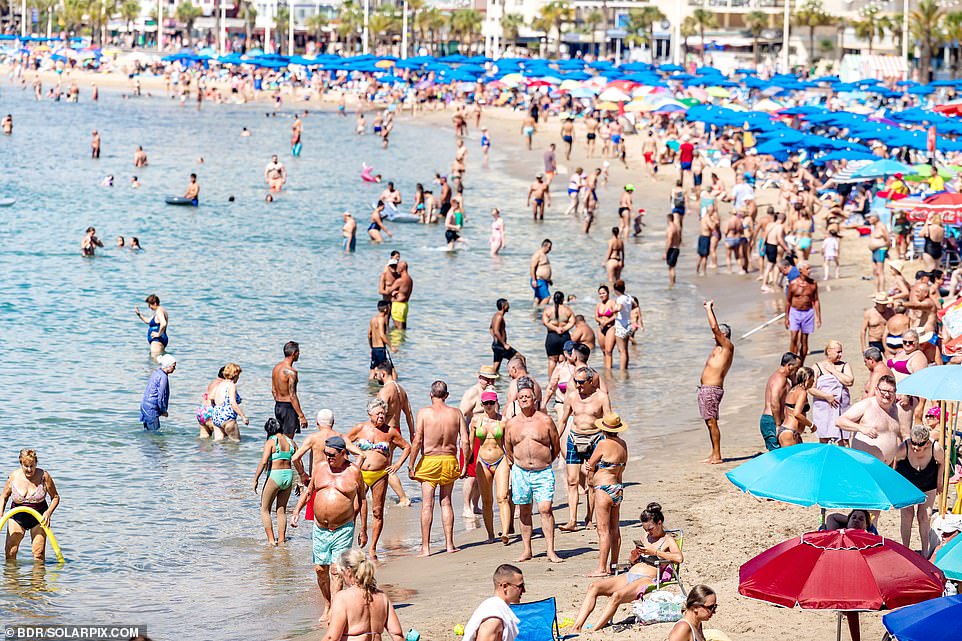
[739,529,945,611]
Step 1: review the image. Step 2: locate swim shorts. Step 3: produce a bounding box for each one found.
[697,235,711,258]
[274,401,300,436]
[697,385,725,420]
[312,520,355,566]
[511,465,555,505]
[492,341,518,363]
[869,340,885,353]
[343,235,356,252]
[760,414,779,451]
[563,135,573,143]
[587,133,596,140]
[871,247,888,264]
[391,301,409,324]
[445,230,460,244]
[370,347,392,371]
[680,161,692,171]
[788,306,815,334]
[764,242,778,265]
[666,247,680,268]
[524,126,534,136]
[532,278,550,301]
[566,431,605,465]
[414,454,461,487]
[694,173,703,186]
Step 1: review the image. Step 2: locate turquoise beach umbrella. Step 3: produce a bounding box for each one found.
[726,443,926,510]
[896,365,962,401]
[934,530,962,579]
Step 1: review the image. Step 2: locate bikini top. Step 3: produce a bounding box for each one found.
[785,400,811,414]
[476,417,503,440]
[10,475,46,504]
[596,304,614,317]
[356,439,390,455]
[887,358,911,374]
[596,460,625,469]
[270,435,293,462]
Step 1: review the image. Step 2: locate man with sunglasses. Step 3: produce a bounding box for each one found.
[505,382,562,563]
[558,366,610,532]
[291,435,367,625]
[836,374,902,465]
[463,564,525,641]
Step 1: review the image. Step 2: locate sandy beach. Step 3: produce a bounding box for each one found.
[3,64,938,641]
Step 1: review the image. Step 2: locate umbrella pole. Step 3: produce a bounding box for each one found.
[939,401,950,516]
[835,611,841,641]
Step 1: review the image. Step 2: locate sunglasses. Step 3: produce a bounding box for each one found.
[504,581,525,590]
[910,440,928,448]
[701,603,718,613]
[324,450,341,459]
[573,378,589,385]
[482,400,496,406]
[903,341,917,345]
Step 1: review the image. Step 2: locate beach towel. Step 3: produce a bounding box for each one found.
[464,596,520,641]
[812,371,850,441]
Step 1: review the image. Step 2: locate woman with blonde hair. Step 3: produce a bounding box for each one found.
[210,362,248,441]
[323,549,404,641]
[778,367,814,448]
[811,340,853,445]
[667,585,717,641]
[1,449,60,560]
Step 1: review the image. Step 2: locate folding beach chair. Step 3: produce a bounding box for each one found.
[644,528,687,596]
[510,597,559,641]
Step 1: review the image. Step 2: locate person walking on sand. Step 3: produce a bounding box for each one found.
[697,301,733,464]
[760,353,800,451]
[584,414,628,577]
[665,214,682,288]
[369,300,397,380]
[504,383,562,563]
[272,341,309,437]
[409,381,470,557]
[786,262,821,364]
[490,299,519,374]
[463,564,524,641]
[527,174,550,221]
[290,435,367,625]
[530,239,553,305]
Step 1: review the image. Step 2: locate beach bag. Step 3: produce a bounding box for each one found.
[632,590,684,625]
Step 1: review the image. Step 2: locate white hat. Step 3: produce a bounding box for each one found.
[316,408,335,427]
[158,354,176,368]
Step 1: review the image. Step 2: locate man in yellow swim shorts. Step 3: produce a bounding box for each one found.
[389,261,413,330]
[409,380,470,556]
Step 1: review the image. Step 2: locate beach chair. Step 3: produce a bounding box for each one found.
[510,597,559,641]
[644,528,687,596]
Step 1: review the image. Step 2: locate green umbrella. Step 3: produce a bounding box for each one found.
[678,97,701,107]
[912,164,955,178]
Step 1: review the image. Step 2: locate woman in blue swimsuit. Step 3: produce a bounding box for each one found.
[135,294,168,358]
[253,418,297,545]
[209,362,249,441]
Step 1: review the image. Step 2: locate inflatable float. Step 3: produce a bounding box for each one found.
[165,196,197,206]
[0,197,15,207]
[376,202,418,223]
[361,163,380,183]
[0,506,64,562]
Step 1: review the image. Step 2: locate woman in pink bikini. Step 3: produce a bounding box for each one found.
[595,285,617,369]
[1,449,60,560]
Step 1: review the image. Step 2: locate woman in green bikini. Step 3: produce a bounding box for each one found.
[471,388,509,544]
[253,418,297,545]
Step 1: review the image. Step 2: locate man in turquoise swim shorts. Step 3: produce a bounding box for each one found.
[291,436,367,624]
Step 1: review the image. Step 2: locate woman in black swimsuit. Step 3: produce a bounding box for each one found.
[778,367,814,448]
[542,291,575,379]
[895,424,944,558]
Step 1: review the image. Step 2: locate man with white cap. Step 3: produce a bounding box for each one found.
[293,409,339,486]
[140,354,176,431]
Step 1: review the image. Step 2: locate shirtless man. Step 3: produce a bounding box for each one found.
[760,353,800,450]
[862,347,893,399]
[504,360,544,420]
[290,435,367,624]
[389,261,413,330]
[582,169,601,234]
[785,263,821,363]
[292,409,339,486]
[560,118,575,160]
[380,182,402,207]
[836,375,902,465]
[1,114,11,135]
[521,113,536,150]
[861,294,894,353]
[133,145,148,167]
[558,366,610,531]
[530,239,553,305]
[584,114,599,158]
[641,133,657,178]
[342,212,357,253]
[264,154,287,191]
[184,173,200,206]
[617,186,633,239]
[409,381,470,557]
[91,130,101,159]
[761,213,788,292]
[504,383,562,562]
[81,226,103,257]
[696,206,718,276]
[665,214,682,288]
[490,299,518,374]
[272,341,309,437]
[374,362,414,506]
[527,174,550,221]
[543,144,557,183]
[368,301,397,380]
[697,300,734,464]
[379,253,400,301]
[867,213,890,292]
[569,317,596,353]
[903,273,939,334]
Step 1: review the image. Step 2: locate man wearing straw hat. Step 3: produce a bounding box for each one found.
[862,293,894,354]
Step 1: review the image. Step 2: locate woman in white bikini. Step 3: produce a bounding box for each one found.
[322,549,404,641]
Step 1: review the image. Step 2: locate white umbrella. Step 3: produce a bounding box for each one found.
[597,88,631,102]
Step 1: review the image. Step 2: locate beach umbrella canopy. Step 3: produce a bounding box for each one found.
[726,443,925,510]
[596,101,619,110]
[910,164,956,178]
[933,532,962,579]
[883,595,962,641]
[706,86,730,98]
[597,87,631,101]
[740,529,945,611]
[852,159,914,179]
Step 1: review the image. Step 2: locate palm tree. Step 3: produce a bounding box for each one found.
[793,0,832,64]
[367,10,398,51]
[120,0,140,41]
[501,12,524,51]
[854,6,886,54]
[60,0,86,34]
[745,10,767,68]
[691,8,716,64]
[450,8,482,53]
[305,12,327,45]
[625,5,665,61]
[583,9,602,57]
[175,0,202,41]
[910,0,945,82]
[680,15,696,61]
[426,8,447,54]
[404,0,426,54]
[946,11,962,78]
[881,14,901,54]
[275,3,290,53]
[537,0,573,57]
[237,0,257,49]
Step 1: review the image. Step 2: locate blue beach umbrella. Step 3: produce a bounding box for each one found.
[726,443,926,510]
[934,532,962,579]
[852,158,914,179]
[882,595,962,641]
[897,364,962,401]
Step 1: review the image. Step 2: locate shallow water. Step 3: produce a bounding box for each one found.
[0,88,711,637]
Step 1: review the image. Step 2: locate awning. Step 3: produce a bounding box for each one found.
[861,54,908,81]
